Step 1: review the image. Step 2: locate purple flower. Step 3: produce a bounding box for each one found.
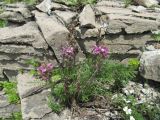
[47,63,54,71]
[61,45,75,59]
[92,45,109,58]
[37,63,54,80]
[37,64,47,75]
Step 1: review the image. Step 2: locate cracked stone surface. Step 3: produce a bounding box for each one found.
[21,89,52,120]
[54,10,77,25]
[17,73,46,99]
[79,4,96,28]
[33,11,70,61]
[0,22,48,49]
[140,50,160,82]
[0,91,21,119]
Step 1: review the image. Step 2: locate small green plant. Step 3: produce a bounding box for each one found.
[11,112,22,120]
[0,20,7,28]
[128,58,140,70]
[0,111,22,120]
[25,58,40,76]
[4,0,37,4]
[152,33,160,43]
[123,0,133,7]
[2,81,20,104]
[48,96,63,113]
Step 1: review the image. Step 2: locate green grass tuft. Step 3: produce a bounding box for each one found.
[0,20,7,28]
[1,81,20,104]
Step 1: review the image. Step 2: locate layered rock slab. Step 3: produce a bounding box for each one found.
[134,0,158,7]
[33,11,70,61]
[17,73,71,120]
[0,91,21,119]
[0,22,48,49]
[140,50,160,82]
[17,73,46,99]
[0,3,32,23]
[79,4,96,28]
[54,10,77,25]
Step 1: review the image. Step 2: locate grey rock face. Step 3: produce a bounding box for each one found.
[75,27,106,39]
[5,7,32,18]
[0,11,26,23]
[17,73,46,99]
[78,34,153,55]
[134,0,158,7]
[0,22,48,49]
[36,0,52,13]
[0,4,32,23]
[0,93,21,119]
[34,11,69,61]
[96,0,125,7]
[140,50,160,82]
[0,68,4,80]
[21,90,52,120]
[79,5,96,28]
[51,2,69,10]
[95,6,160,34]
[54,10,77,25]
[0,45,44,55]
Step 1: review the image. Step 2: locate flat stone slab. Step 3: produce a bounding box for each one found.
[0,68,4,80]
[21,89,52,120]
[33,11,69,61]
[0,45,45,55]
[17,73,46,99]
[0,93,21,119]
[54,10,77,24]
[140,50,160,82]
[79,4,96,28]
[0,22,48,49]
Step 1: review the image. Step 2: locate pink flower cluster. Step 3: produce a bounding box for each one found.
[61,45,75,59]
[37,63,54,80]
[92,45,109,58]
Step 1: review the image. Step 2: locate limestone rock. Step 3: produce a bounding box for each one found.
[75,27,105,39]
[4,3,28,8]
[107,14,160,34]
[140,50,160,82]
[54,10,77,24]
[3,70,18,81]
[0,11,26,22]
[0,45,44,55]
[17,73,46,99]
[79,5,96,28]
[78,34,153,55]
[0,94,21,119]
[0,22,48,49]
[36,0,52,13]
[96,0,124,7]
[129,6,147,13]
[0,94,10,108]
[0,62,32,71]
[51,2,69,10]
[0,68,4,80]
[34,11,70,61]
[134,0,158,7]
[39,109,71,120]
[5,7,32,18]
[21,90,52,120]
[0,103,21,119]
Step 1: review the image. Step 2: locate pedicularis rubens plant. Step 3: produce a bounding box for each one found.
[28,43,137,113]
